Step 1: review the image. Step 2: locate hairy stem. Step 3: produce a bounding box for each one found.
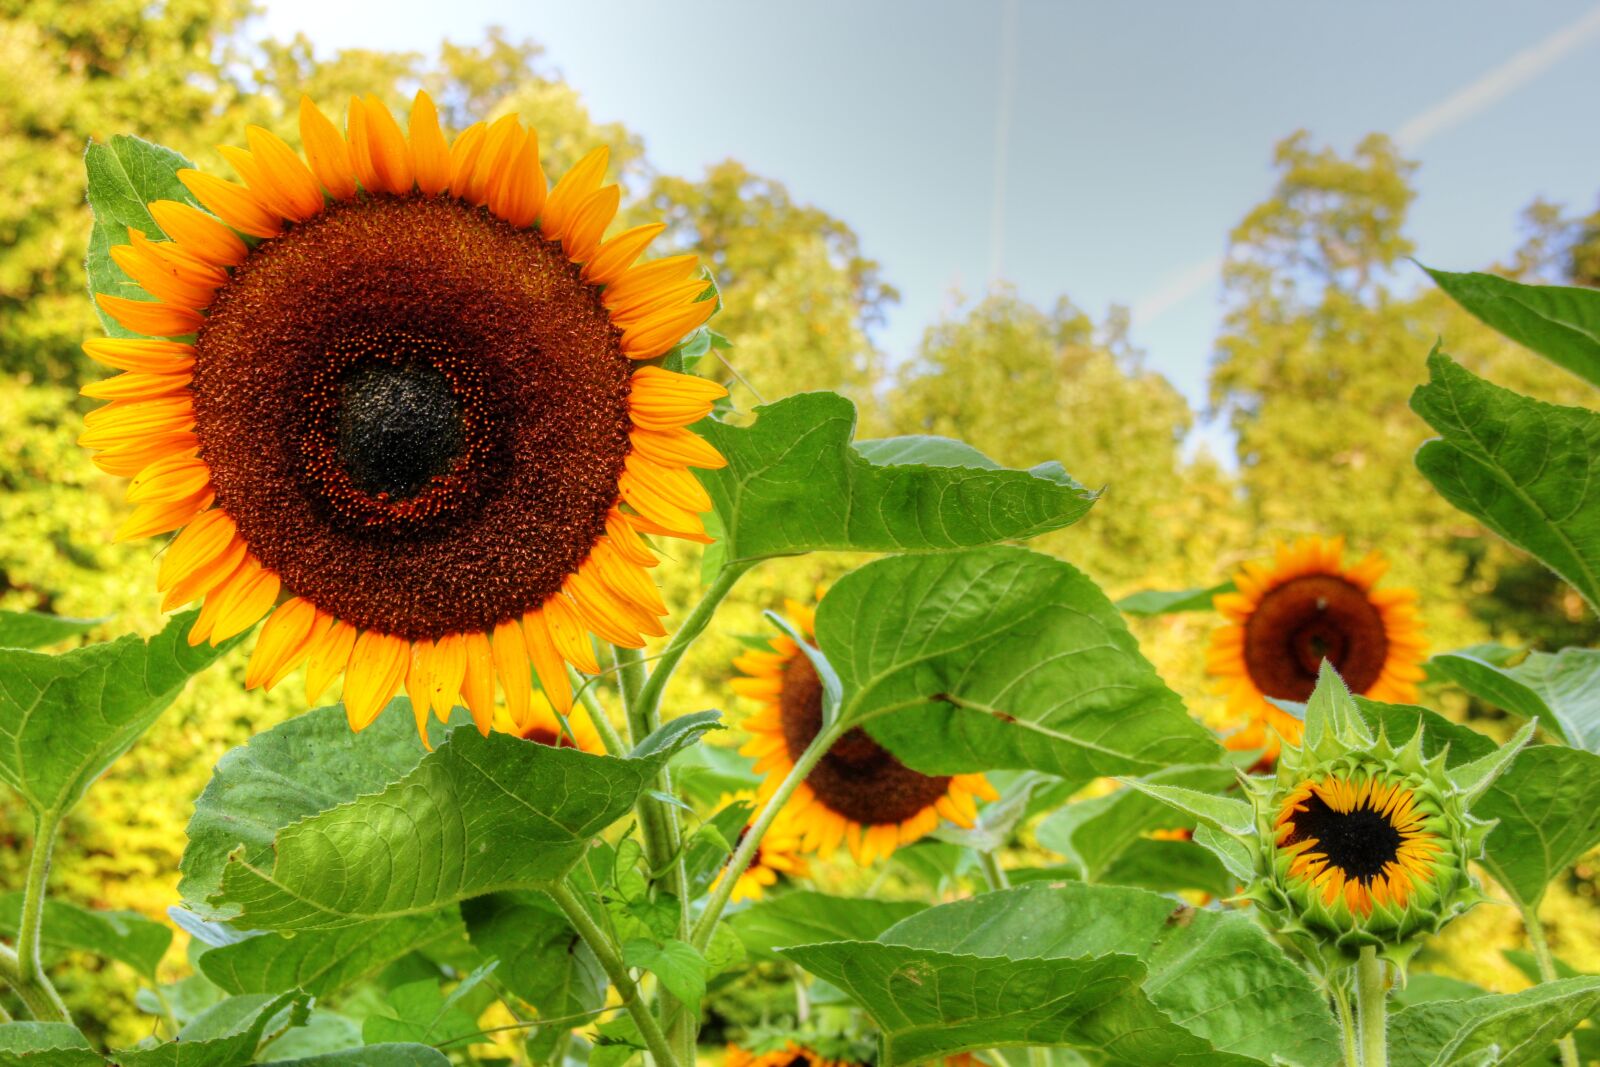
[1332,980,1359,1067]
[6,813,69,1023]
[1355,947,1387,1067]
[691,716,848,952]
[633,562,752,720]
[572,669,627,757]
[1522,901,1579,1067]
[978,851,1010,892]
[547,881,680,1067]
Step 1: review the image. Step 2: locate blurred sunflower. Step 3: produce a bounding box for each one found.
[80,92,726,742]
[1207,536,1426,753]
[492,693,605,753]
[710,790,810,903]
[733,592,997,865]
[724,1042,861,1067]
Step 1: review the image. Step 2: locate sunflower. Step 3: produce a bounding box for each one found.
[725,1042,861,1067]
[710,790,810,903]
[733,593,998,865]
[1207,536,1426,753]
[81,93,727,743]
[491,693,606,753]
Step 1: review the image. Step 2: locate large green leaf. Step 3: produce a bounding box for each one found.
[0,893,170,980]
[727,891,926,961]
[263,1047,448,1067]
[1411,351,1600,612]
[0,612,104,651]
[1388,976,1600,1067]
[84,134,201,337]
[116,992,306,1067]
[0,1023,101,1067]
[198,910,462,997]
[461,892,606,1019]
[0,610,234,818]
[697,393,1095,566]
[784,882,1338,1067]
[1036,766,1234,881]
[1429,648,1600,752]
[1114,583,1234,616]
[1474,743,1600,909]
[817,547,1222,778]
[1425,267,1600,389]
[185,703,715,930]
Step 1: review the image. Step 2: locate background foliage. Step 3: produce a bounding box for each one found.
[2,0,1599,1053]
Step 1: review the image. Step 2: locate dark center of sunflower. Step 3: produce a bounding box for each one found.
[1280,788,1402,882]
[519,724,575,748]
[192,195,633,640]
[1243,575,1388,701]
[336,361,464,499]
[777,648,953,826]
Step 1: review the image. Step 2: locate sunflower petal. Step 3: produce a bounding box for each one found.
[178,170,283,238]
[408,90,452,196]
[96,294,204,338]
[344,630,409,730]
[460,631,497,735]
[148,200,248,267]
[298,96,359,200]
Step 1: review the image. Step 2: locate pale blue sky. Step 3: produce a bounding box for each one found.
[253,1,1600,448]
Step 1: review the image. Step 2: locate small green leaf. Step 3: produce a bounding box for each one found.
[361,977,483,1049]
[1475,743,1600,909]
[629,709,722,760]
[1388,975,1600,1067]
[1302,662,1372,750]
[116,992,306,1067]
[1447,719,1535,803]
[683,798,753,895]
[1038,765,1235,880]
[1424,266,1600,389]
[462,892,605,1020]
[698,393,1096,565]
[184,704,712,930]
[1114,582,1235,616]
[0,610,235,818]
[621,938,706,1016]
[1193,823,1255,884]
[198,911,462,998]
[1114,779,1254,838]
[0,612,105,650]
[262,1045,449,1067]
[84,134,201,337]
[819,547,1221,779]
[728,891,926,961]
[0,893,170,981]
[0,1023,101,1065]
[1430,647,1600,752]
[1411,350,1600,612]
[784,882,1337,1066]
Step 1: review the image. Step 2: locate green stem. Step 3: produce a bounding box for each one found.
[978,851,1010,892]
[6,813,69,1023]
[573,669,627,757]
[615,645,649,746]
[1355,947,1387,1067]
[1333,980,1359,1067]
[547,881,680,1067]
[691,715,848,952]
[1521,901,1579,1067]
[633,562,751,720]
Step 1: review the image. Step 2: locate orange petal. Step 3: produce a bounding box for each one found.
[542,145,609,240]
[114,489,212,542]
[488,128,546,228]
[246,597,318,689]
[464,114,522,206]
[629,426,725,469]
[108,242,218,309]
[602,254,700,308]
[608,278,711,326]
[446,121,488,197]
[148,200,248,267]
[81,338,195,374]
[492,618,532,731]
[559,184,619,262]
[621,299,717,360]
[585,223,665,286]
[298,96,359,200]
[161,534,246,611]
[306,619,357,706]
[521,609,572,716]
[211,559,280,642]
[361,94,414,195]
[460,631,496,735]
[96,294,204,338]
[406,638,437,721]
[125,453,212,504]
[81,370,192,401]
[430,632,467,722]
[178,169,283,238]
[624,452,711,513]
[93,434,199,477]
[344,97,383,193]
[408,90,451,196]
[246,125,326,219]
[541,595,600,674]
[343,630,409,730]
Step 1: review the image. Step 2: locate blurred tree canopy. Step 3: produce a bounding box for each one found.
[1,0,1597,1044]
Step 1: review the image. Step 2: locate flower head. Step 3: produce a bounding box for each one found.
[83,94,725,743]
[1208,536,1427,754]
[733,590,996,865]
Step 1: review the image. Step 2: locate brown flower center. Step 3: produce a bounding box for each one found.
[778,647,953,826]
[520,724,577,748]
[1243,575,1388,701]
[192,195,633,640]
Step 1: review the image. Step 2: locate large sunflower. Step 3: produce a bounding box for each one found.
[733,593,998,865]
[1207,537,1426,752]
[81,93,726,742]
[710,790,810,903]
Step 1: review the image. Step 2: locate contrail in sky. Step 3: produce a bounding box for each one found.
[989,0,1019,282]
[1130,4,1600,325]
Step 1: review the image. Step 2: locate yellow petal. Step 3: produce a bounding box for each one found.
[492,618,532,732]
[408,90,452,196]
[298,96,359,200]
[460,631,496,735]
[343,630,409,730]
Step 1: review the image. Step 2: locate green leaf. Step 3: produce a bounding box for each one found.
[264,1049,451,1062]
[262,1046,449,1067]
[1302,662,1372,750]
[1193,823,1255,884]
[1094,838,1237,898]
[683,798,753,895]
[0,1023,101,1066]
[818,547,1222,779]
[0,610,235,818]
[0,612,104,651]
[929,771,1056,852]
[728,891,926,961]
[1446,719,1535,804]
[84,134,201,337]
[362,969,490,1049]
[1115,582,1235,617]
[1388,976,1600,1067]
[116,992,306,1067]
[462,892,605,1019]
[256,1010,362,1060]
[1411,350,1600,613]
[0,893,171,980]
[629,709,722,760]
[785,882,1338,1067]
[1429,648,1600,752]
[1474,742,1600,909]
[198,910,462,998]
[670,738,756,805]
[1503,947,1583,984]
[1039,765,1236,880]
[621,938,706,1016]
[1424,266,1600,389]
[184,703,715,930]
[698,393,1096,565]
[1112,779,1254,838]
